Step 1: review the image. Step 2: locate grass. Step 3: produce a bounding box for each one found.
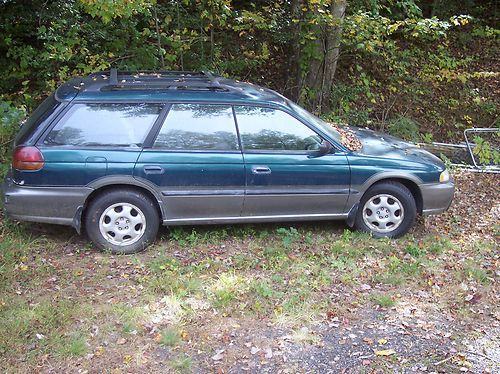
[462,261,490,284]
[159,326,182,347]
[54,333,88,357]
[371,293,396,308]
[170,354,193,372]
[0,213,497,371]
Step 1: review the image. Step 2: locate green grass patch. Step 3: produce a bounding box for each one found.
[159,327,182,347]
[54,333,88,357]
[371,293,396,308]
[169,353,193,372]
[0,298,88,358]
[462,261,490,284]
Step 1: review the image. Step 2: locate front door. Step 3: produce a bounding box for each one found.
[234,106,350,217]
[134,103,245,222]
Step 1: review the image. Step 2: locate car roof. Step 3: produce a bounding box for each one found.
[55,70,289,107]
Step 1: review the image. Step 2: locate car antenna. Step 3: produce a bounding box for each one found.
[109,68,118,85]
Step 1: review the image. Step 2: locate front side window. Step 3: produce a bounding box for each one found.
[153,104,238,150]
[234,106,322,151]
[44,103,162,147]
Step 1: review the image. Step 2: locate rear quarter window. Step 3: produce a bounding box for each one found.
[44,103,162,147]
[15,94,60,146]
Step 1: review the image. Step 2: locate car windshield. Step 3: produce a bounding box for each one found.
[287,100,342,144]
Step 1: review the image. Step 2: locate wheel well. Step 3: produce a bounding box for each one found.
[81,184,163,227]
[372,178,423,214]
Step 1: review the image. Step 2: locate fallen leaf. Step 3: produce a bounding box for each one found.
[117,338,126,345]
[374,349,396,356]
[377,338,388,345]
[264,348,273,359]
[251,347,260,355]
[363,337,374,345]
[211,349,225,361]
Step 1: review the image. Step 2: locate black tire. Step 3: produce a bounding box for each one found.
[354,181,416,238]
[85,189,159,254]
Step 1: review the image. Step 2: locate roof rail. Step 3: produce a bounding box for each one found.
[83,69,245,93]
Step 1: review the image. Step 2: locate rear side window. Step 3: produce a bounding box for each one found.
[153,104,238,150]
[15,94,59,146]
[44,103,162,147]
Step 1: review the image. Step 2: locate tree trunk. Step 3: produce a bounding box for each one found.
[284,0,303,102]
[304,0,346,113]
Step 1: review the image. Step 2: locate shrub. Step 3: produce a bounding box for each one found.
[388,116,420,142]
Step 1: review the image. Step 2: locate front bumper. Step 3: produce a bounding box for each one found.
[2,171,92,228]
[420,180,455,216]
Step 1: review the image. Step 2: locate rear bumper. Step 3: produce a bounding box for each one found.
[1,171,92,228]
[420,181,455,216]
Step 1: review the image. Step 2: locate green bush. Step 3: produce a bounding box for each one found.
[0,101,25,177]
[388,116,420,142]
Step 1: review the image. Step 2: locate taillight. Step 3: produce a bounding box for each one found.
[12,146,45,171]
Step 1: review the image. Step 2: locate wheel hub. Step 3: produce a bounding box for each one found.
[99,203,146,246]
[362,194,404,234]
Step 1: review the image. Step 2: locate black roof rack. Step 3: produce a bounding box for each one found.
[87,69,239,93]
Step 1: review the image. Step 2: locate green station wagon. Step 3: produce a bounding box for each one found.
[2,70,454,253]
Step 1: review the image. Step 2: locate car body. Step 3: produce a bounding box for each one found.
[2,70,454,253]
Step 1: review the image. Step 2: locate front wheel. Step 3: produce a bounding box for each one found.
[354,181,416,238]
[85,189,160,254]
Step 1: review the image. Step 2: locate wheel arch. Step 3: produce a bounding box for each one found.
[74,176,166,233]
[363,176,423,214]
[347,173,424,227]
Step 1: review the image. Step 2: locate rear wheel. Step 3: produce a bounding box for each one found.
[355,181,416,238]
[85,189,159,254]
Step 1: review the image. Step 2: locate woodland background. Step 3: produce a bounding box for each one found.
[0,0,498,172]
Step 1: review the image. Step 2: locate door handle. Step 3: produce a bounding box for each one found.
[251,165,272,175]
[143,165,164,174]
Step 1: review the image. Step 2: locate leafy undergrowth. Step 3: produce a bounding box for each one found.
[0,171,498,373]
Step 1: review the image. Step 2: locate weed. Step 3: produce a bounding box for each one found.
[463,261,489,284]
[111,304,145,334]
[405,244,423,257]
[422,235,453,255]
[170,354,193,372]
[371,293,396,308]
[276,227,300,248]
[159,327,182,347]
[210,273,247,309]
[55,333,87,357]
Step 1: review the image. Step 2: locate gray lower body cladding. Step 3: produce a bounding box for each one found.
[1,174,92,228]
[420,181,455,215]
[1,176,455,230]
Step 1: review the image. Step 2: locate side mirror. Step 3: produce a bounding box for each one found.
[308,139,333,158]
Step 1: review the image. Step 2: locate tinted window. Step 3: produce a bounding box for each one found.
[16,94,59,146]
[154,104,238,150]
[44,103,162,146]
[234,106,322,151]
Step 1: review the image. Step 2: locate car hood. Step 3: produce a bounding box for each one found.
[349,127,444,167]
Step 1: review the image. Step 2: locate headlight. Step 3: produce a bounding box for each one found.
[439,169,450,183]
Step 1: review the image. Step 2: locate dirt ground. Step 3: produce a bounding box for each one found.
[0,170,498,373]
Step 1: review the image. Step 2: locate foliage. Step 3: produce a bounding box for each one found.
[388,116,420,142]
[0,0,497,154]
[472,135,500,166]
[0,101,26,177]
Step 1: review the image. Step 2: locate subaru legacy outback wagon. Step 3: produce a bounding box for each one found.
[2,70,454,253]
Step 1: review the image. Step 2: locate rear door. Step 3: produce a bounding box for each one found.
[134,103,245,222]
[234,105,350,217]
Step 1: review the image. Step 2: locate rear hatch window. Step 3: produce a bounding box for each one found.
[15,94,59,146]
